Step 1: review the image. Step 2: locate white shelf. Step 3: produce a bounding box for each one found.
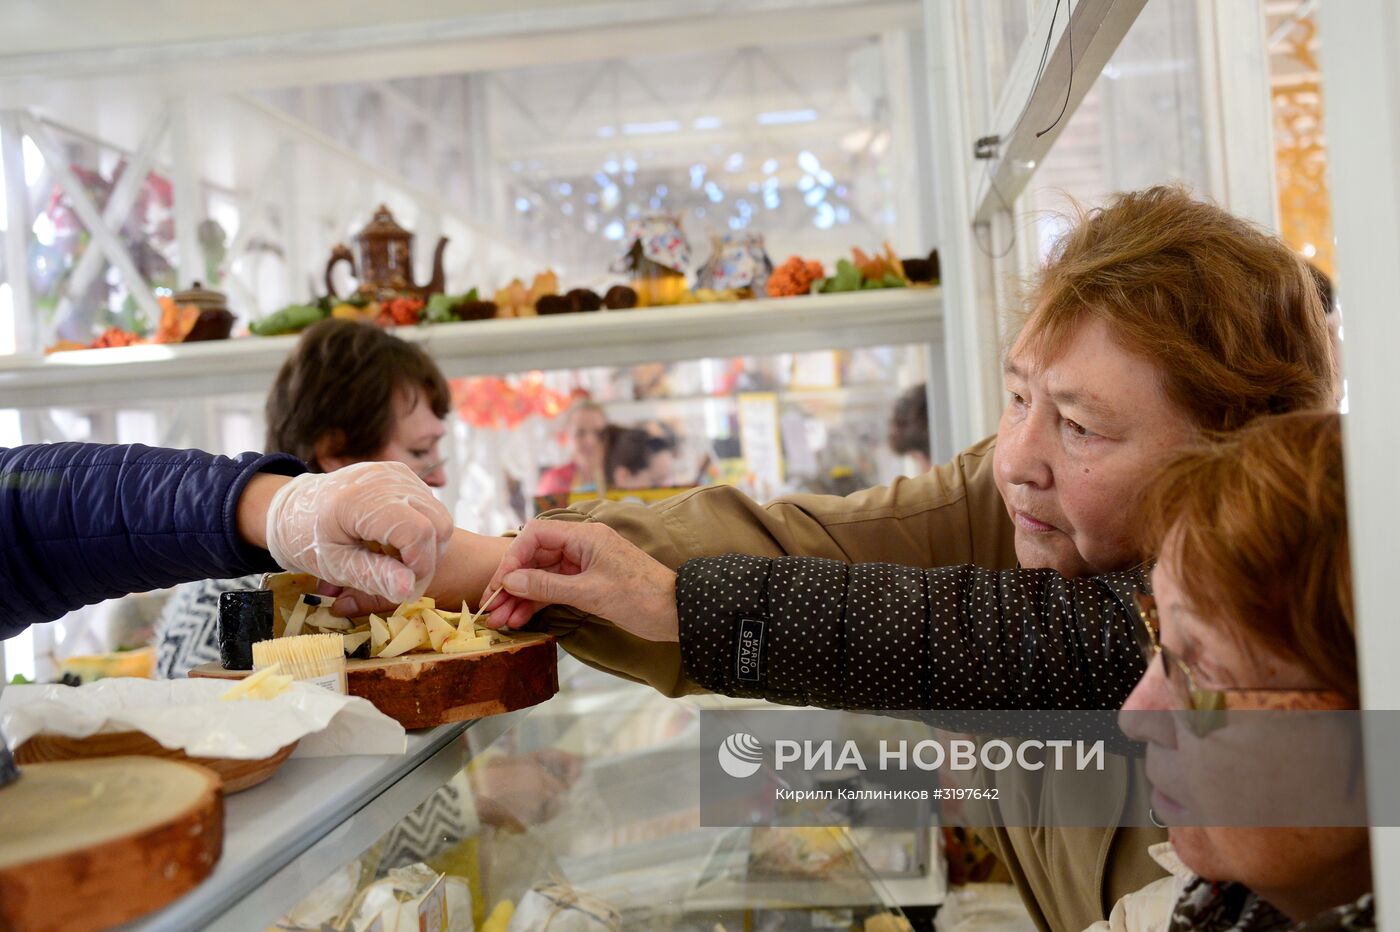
[0,288,941,409]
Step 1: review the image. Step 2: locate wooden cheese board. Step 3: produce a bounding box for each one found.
[0,756,223,932]
[193,572,559,729]
[190,631,558,730]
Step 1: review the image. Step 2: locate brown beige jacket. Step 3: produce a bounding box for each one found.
[536,435,1167,931]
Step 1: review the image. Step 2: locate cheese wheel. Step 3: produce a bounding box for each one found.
[0,756,223,931]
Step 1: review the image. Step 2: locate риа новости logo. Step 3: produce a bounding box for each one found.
[718,732,764,778]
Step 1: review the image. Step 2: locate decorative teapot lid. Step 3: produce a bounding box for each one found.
[172,280,227,311]
[358,205,412,242]
[612,213,691,274]
[696,231,773,292]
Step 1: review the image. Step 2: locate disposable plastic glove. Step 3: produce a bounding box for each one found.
[264,461,454,604]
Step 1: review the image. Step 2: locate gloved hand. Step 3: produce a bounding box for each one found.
[264,461,454,604]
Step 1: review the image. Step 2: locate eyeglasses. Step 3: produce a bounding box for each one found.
[414,458,447,480]
[1132,593,1348,734]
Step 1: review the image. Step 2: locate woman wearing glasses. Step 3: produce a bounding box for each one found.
[155,318,452,677]
[1109,411,1367,929]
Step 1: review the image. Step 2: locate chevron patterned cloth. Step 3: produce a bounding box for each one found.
[379,773,479,870]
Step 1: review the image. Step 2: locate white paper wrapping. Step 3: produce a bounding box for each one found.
[347,865,472,932]
[0,677,406,759]
[275,861,363,931]
[507,883,620,932]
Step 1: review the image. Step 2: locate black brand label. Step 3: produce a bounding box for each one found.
[737,618,765,683]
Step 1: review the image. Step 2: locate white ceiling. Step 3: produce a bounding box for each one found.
[0,1,917,89]
[2,1,665,56]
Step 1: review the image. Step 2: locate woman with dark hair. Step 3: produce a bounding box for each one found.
[536,400,609,498]
[888,383,931,473]
[155,319,453,677]
[264,318,452,484]
[604,424,677,490]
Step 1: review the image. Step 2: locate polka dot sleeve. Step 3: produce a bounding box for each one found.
[677,555,1148,711]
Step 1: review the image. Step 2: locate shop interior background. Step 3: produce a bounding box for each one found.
[0,0,1336,685]
[6,1,1400,929]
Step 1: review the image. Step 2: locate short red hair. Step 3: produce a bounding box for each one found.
[1138,411,1354,702]
[1018,186,1336,431]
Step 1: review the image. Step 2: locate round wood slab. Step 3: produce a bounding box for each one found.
[190,631,559,730]
[14,730,297,794]
[0,756,223,932]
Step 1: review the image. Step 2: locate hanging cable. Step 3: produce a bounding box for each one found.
[973,0,1063,258]
[1036,0,1074,138]
[1015,0,1062,140]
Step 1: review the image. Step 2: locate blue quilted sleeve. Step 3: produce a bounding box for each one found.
[0,443,306,638]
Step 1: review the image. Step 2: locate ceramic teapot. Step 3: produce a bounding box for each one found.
[325,205,447,300]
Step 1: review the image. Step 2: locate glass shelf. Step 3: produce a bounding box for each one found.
[248,659,942,931]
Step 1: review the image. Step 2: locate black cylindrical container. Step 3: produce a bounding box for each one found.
[218,588,275,670]
[0,733,18,788]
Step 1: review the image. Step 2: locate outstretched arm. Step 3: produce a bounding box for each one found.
[0,444,455,638]
[677,554,1147,711]
[323,527,508,618]
[483,521,1147,712]
[0,443,302,637]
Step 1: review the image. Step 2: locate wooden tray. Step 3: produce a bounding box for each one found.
[14,730,296,794]
[190,631,559,730]
[0,756,223,932]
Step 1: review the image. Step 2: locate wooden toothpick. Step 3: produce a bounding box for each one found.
[469,586,506,628]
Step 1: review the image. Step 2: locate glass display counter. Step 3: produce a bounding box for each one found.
[128,655,943,931]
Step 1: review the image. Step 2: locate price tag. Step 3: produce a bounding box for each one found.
[303,671,346,694]
[738,392,783,500]
[418,874,448,931]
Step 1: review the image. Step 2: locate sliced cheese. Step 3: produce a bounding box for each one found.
[378,618,428,659]
[254,673,295,698]
[394,596,435,617]
[284,599,311,638]
[342,631,371,655]
[221,663,294,701]
[369,614,391,655]
[465,635,495,652]
[441,634,493,654]
[387,614,410,638]
[456,601,475,638]
[422,610,456,652]
[307,607,351,630]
